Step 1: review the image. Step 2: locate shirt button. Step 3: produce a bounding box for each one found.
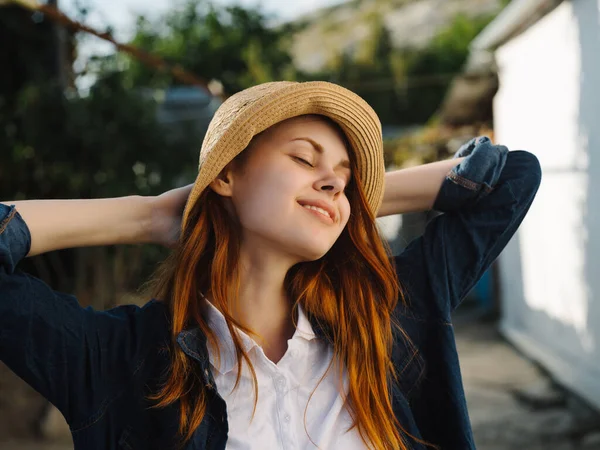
[276,377,286,389]
[284,414,291,422]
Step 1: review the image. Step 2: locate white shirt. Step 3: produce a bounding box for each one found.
[204,301,367,450]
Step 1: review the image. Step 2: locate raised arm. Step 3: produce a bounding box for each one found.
[2,181,193,256]
[378,157,465,217]
[393,137,541,321]
[0,185,190,428]
[2,196,152,256]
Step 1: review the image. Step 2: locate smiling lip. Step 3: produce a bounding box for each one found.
[297,199,337,224]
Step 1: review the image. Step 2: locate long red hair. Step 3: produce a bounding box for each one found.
[146,119,430,449]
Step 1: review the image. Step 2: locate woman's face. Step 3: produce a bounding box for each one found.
[213,115,352,263]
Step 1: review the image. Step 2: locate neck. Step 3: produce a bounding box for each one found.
[230,244,298,363]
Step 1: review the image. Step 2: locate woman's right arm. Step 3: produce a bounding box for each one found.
[0,188,189,429]
[0,200,160,429]
[3,196,154,257]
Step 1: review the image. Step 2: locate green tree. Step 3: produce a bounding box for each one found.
[308,10,500,125]
[0,70,194,307]
[408,13,495,76]
[397,13,496,123]
[115,0,296,94]
[318,14,400,123]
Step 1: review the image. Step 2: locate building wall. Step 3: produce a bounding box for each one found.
[493,0,600,409]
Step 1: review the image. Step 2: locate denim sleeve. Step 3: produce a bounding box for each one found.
[0,205,152,429]
[393,137,542,322]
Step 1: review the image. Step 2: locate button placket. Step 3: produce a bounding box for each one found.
[272,368,293,450]
[276,375,286,392]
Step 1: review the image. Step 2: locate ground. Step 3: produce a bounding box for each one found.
[455,312,600,450]
[1,313,599,450]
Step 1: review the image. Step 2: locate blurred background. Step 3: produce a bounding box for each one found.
[0,0,599,448]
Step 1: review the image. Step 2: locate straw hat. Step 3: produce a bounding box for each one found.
[181,81,384,229]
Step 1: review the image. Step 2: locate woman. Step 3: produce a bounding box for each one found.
[0,81,541,450]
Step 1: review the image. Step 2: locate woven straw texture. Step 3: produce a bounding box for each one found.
[181,81,384,229]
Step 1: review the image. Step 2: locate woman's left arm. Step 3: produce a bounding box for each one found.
[390,136,542,322]
[378,157,465,217]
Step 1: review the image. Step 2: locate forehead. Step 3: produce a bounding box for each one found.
[260,115,349,149]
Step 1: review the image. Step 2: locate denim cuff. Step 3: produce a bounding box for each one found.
[0,204,32,272]
[433,136,509,212]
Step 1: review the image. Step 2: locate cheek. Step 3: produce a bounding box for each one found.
[339,198,351,228]
[232,167,299,225]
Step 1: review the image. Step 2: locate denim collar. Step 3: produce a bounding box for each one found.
[176,328,210,369]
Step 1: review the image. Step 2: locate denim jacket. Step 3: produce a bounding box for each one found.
[0,137,541,450]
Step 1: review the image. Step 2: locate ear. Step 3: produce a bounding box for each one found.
[209,164,235,197]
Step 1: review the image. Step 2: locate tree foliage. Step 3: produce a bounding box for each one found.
[113,0,296,94]
[313,11,498,125]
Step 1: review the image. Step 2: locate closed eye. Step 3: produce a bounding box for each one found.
[292,156,314,167]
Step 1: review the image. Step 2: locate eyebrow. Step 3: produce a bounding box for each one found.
[290,137,351,170]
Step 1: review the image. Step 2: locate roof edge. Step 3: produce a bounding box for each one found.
[465,0,563,72]
[472,0,563,51]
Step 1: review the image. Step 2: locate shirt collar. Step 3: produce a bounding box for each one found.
[202,301,318,375]
[295,304,317,342]
[204,300,256,375]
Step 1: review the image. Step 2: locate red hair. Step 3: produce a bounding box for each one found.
[146,120,432,450]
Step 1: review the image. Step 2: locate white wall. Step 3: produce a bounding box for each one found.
[494,0,600,409]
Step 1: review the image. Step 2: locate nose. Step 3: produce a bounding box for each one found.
[314,172,345,197]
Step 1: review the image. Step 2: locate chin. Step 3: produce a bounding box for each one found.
[294,243,334,263]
